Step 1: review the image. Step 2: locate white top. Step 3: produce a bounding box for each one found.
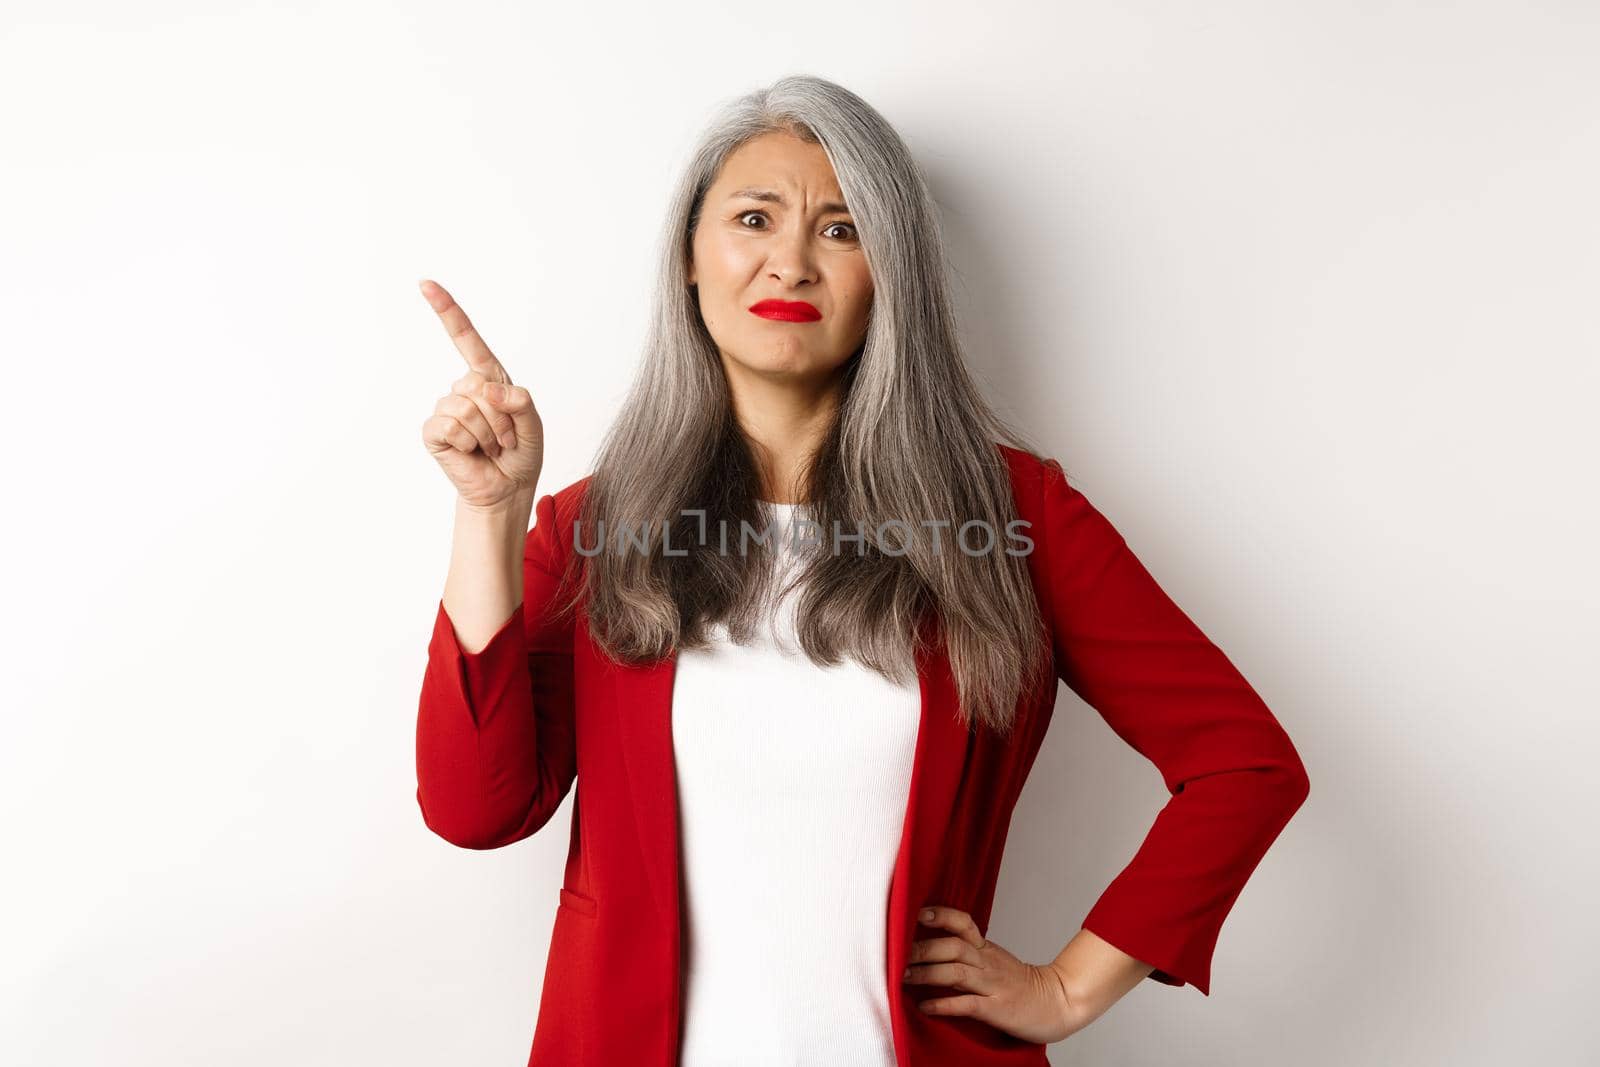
[671,501,923,1065]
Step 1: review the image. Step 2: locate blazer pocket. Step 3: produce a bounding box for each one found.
[558,886,598,917]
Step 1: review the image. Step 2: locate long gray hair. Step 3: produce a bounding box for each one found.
[553,74,1056,736]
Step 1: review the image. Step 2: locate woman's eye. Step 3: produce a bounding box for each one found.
[736,211,857,241]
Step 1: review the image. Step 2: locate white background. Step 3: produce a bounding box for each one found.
[3,2,1596,1064]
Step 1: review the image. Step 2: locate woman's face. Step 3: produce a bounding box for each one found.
[688,130,873,388]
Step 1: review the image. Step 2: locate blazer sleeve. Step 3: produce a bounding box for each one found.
[1038,460,1310,996]
[415,492,579,850]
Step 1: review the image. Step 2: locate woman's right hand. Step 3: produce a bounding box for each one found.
[418,279,544,510]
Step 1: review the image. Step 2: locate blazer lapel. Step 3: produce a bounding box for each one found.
[897,612,975,906]
[611,648,681,928]
[884,613,974,1060]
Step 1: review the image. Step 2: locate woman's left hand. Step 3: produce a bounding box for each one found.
[902,905,1092,1045]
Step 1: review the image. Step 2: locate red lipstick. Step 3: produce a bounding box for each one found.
[748,299,822,323]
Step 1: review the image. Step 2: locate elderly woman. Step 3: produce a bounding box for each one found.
[414,74,1309,1067]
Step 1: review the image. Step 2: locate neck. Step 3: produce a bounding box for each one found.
[722,359,842,504]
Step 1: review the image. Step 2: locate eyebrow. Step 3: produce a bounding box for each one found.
[726,187,852,216]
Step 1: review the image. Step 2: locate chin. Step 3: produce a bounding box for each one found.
[720,340,825,376]
[720,337,812,371]
[739,356,821,380]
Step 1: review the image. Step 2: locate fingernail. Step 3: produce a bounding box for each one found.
[920,908,934,921]
[902,967,910,979]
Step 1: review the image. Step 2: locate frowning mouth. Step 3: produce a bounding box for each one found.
[748,299,822,322]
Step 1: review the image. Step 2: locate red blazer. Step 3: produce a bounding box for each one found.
[415,444,1310,1067]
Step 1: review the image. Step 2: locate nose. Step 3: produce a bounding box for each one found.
[766,225,819,288]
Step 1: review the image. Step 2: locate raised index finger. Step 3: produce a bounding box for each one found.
[418,279,512,385]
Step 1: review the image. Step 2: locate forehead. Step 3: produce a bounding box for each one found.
[711,130,844,198]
